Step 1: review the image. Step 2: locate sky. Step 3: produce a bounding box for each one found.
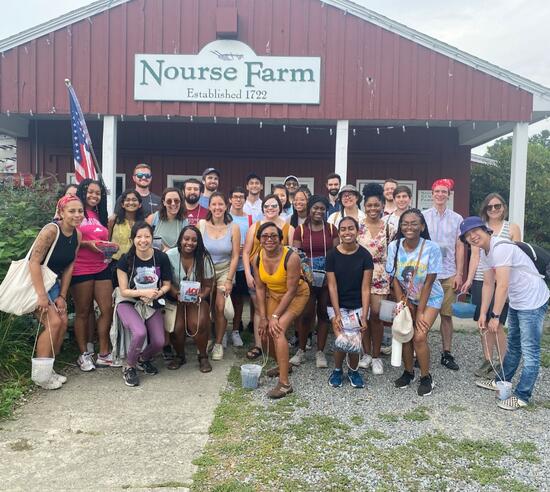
[1,0,548,153]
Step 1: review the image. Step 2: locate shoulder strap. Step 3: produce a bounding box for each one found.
[405,239,426,297]
[248,214,253,227]
[26,223,61,263]
[283,247,293,270]
[152,211,159,227]
[299,224,304,242]
[198,220,206,235]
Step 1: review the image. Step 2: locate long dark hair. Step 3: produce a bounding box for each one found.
[176,225,214,285]
[125,221,155,273]
[290,189,309,228]
[159,187,186,221]
[272,184,291,212]
[114,189,144,224]
[205,192,233,224]
[392,208,431,275]
[76,178,108,226]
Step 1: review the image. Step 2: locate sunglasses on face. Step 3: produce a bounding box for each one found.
[165,199,180,205]
[486,203,503,211]
[135,173,152,179]
[263,203,279,209]
[260,234,279,241]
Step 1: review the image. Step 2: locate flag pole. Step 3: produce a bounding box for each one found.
[64,78,107,190]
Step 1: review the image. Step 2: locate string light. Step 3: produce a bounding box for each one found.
[306,127,309,134]
[402,125,406,132]
[143,114,147,122]
[448,120,452,127]
[425,121,429,128]
[376,128,380,135]
[213,116,217,123]
[283,124,286,132]
[329,128,333,136]
[167,114,171,120]
[236,117,240,124]
[259,121,263,128]
[472,121,476,130]
[190,115,193,122]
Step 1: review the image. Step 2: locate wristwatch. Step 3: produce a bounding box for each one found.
[489,311,500,319]
[271,314,280,319]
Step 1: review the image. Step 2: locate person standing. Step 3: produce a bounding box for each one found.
[327,185,366,228]
[325,173,342,217]
[460,217,549,410]
[383,185,412,230]
[109,190,145,266]
[461,194,521,378]
[289,189,309,228]
[122,163,161,218]
[198,168,220,208]
[273,184,293,221]
[383,179,398,215]
[243,173,264,222]
[182,178,209,226]
[326,216,373,389]
[229,186,253,346]
[283,175,300,203]
[146,188,187,251]
[422,178,464,371]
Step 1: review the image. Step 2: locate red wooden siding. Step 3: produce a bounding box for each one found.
[1,0,532,121]
[16,120,470,217]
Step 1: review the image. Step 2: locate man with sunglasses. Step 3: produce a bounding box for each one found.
[122,163,161,217]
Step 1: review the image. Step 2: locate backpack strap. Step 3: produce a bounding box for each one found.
[151,211,160,228]
[247,214,253,227]
[493,240,544,278]
[283,247,293,270]
[299,224,304,242]
[198,219,206,236]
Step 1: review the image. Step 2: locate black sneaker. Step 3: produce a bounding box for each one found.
[418,374,433,396]
[162,345,174,361]
[137,359,159,375]
[123,367,139,387]
[441,351,459,371]
[394,370,415,388]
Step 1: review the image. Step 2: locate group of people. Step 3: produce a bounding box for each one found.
[23,164,548,410]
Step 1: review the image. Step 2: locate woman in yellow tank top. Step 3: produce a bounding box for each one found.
[108,190,144,262]
[252,222,309,399]
[242,194,294,361]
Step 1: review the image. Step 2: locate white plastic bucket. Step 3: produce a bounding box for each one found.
[391,338,402,367]
[241,364,262,389]
[495,381,512,401]
[379,300,397,323]
[31,357,54,384]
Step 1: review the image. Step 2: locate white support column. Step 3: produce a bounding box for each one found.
[102,115,118,214]
[509,122,529,236]
[335,120,349,184]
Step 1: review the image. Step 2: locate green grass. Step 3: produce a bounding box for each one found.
[377,412,399,423]
[403,406,430,422]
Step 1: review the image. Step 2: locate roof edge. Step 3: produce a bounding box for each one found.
[323,0,550,99]
[0,0,130,53]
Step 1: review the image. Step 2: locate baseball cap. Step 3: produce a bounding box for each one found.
[284,175,299,184]
[202,167,220,178]
[459,216,493,243]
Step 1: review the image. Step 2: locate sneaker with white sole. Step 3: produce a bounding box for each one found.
[497,395,528,411]
[212,343,224,361]
[315,350,328,368]
[231,330,244,347]
[77,352,95,372]
[371,358,384,375]
[289,348,306,366]
[123,367,139,387]
[475,378,497,391]
[52,371,67,384]
[222,332,228,349]
[34,376,62,390]
[358,354,372,369]
[96,353,114,368]
[380,345,392,355]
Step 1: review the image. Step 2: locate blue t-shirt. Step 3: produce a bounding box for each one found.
[230,213,252,271]
[386,238,443,309]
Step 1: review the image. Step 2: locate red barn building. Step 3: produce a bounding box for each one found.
[0,0,549,228]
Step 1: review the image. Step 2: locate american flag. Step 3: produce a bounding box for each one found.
[68,84,98,183]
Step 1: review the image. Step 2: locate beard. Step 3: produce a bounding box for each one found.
[329,189,339,197]
[186,194,200,204]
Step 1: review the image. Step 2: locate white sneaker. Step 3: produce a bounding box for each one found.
[315,350,328,368]
[212,343,224,361]
[95,353,114,367]
[289,348,306,366]
[34,376,62,390]
[358,354,372,369]
[380,345,392,355]
[222,332,228,349]
[371,358,384,375]
[77,352,95,372]
[231,330,244,347]
[52,371,67,384]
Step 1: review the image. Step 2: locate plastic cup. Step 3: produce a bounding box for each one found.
[495,381,512,401]
[379,300,397,322]
[241,364,262,389]
[31,357,54,384]
[391,338,402,367]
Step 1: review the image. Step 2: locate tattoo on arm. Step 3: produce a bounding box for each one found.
[29,226,57,264]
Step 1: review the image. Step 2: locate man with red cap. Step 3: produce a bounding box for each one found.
[423,178,464,371]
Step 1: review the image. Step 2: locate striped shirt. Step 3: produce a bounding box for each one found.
[474,220,511,281]
[423,207,463,279]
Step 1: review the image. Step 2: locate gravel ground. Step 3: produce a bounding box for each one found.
[240,327,550,491]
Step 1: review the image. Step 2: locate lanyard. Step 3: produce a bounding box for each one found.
[308,223,327,266]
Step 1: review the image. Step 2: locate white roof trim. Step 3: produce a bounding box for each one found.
[471,154,497,167]
[322,0,550,100]
[0,0,130,53]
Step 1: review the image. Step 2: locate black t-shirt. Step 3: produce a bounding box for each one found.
[115,190,161,218]
[326,245,374,309]
[117,249,172,289]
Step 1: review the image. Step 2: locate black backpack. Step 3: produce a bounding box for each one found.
[495,240,550,281]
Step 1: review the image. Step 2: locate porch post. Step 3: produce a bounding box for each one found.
[335,120,349,184]
[509,122,529,235]
[102,115,118,214]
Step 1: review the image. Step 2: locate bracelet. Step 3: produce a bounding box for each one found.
[58,295,66,301]
[271,314,280,319]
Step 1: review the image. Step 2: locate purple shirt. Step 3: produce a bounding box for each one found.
[422,207,463,279]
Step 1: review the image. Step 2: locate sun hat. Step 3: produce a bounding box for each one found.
[459,216,493,243]
[202,167,220,178]
[337,184,361,203]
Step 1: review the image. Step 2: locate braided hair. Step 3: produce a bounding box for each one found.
[176,225,214,285]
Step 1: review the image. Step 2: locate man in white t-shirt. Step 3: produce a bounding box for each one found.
[460,216,549,411]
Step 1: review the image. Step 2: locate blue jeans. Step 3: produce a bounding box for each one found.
[502,302,548,402]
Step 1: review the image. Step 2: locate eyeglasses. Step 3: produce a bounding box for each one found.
[165,199,181,205]
[341,193,355,200]
[135,173,152,179]
[263,203,279,209]
[231,195,245,201]
[260,234,279,241]
[486,203,502,211]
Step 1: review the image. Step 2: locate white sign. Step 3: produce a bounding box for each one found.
[135,40,321,104]
[0,135,16,173]
[417,190,454,211]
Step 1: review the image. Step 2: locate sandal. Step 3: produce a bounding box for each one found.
[266,366,293,378]
[246,346,263,360]
[198,355,212,373]
[267,382,293,399]
[167,355,186,370]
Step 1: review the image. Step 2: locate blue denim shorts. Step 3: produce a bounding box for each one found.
[47,280,61,302]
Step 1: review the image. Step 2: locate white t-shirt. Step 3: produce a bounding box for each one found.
[479,237,549,310]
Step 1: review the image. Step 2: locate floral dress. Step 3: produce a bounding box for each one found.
[357,220,396,295]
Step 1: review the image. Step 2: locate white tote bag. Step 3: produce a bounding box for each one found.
[0,224,60,316]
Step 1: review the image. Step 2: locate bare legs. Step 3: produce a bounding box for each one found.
[402,307,440,377]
